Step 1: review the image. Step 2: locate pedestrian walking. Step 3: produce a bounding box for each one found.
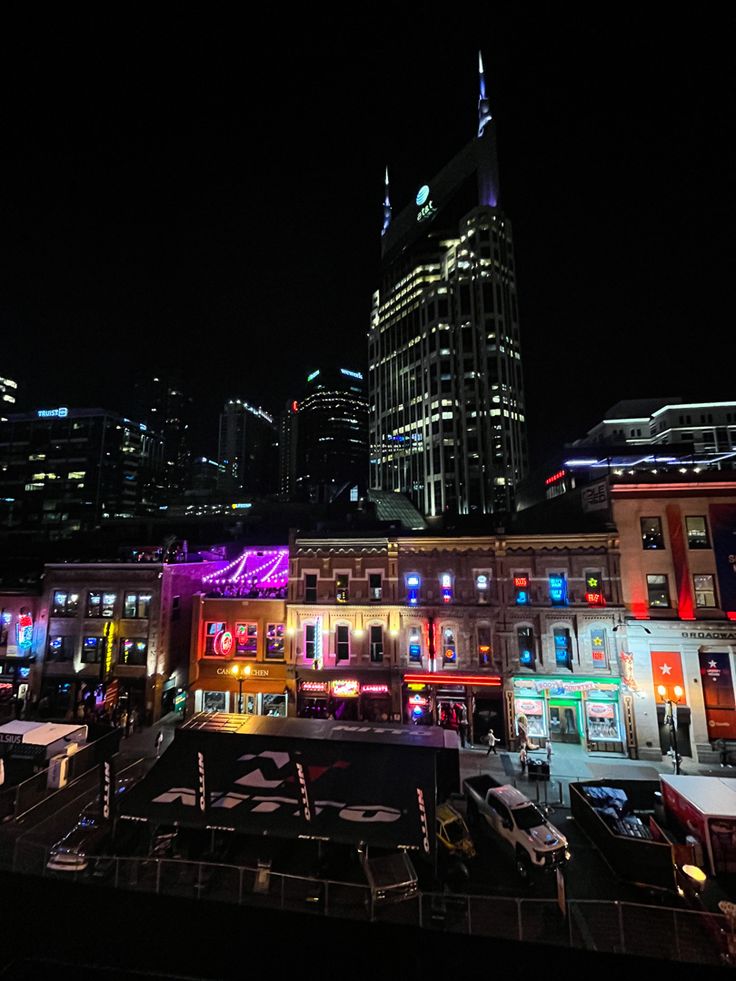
[519,743,528,775]
[485,728,497,756]
[546,740,553,763]
[154,729,164,758]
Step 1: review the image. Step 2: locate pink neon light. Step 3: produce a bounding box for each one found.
[203,547,289,593]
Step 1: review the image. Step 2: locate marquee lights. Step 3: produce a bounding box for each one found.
[202,548,289,592]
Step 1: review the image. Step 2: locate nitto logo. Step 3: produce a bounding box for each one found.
[151,750,401,824]
[416,787,430,854]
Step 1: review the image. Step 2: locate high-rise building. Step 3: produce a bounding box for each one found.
[369,54,527,518]
[217,400,276,496]
[295,367,369,503]
[0,376,18,422]
[134,372,192,498]
[277,399,299,502]
[0,406,163,539]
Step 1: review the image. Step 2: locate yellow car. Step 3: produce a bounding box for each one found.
[436,803,476,860]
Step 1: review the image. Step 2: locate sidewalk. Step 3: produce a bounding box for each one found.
[459,740,736,807]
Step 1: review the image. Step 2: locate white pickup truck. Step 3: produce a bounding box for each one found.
[464,774,569,879]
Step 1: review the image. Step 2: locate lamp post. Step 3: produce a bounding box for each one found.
[231,663,251,714]
[658,683,683,774]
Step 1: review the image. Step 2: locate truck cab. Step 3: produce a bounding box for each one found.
[465,775,568,878]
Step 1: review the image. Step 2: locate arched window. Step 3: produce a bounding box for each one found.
[441,626,456,666]
[553,626,573,670]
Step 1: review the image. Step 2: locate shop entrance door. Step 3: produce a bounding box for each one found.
[549,700,580,743]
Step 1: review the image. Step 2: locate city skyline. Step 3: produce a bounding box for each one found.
[0,13,732,467]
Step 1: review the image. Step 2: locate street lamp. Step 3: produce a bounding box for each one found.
[658,684,682,774]
[231,663,251,714]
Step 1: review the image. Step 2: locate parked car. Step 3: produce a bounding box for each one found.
[436,802,476,861]
[464,774,569,879]
[46,817,111,875]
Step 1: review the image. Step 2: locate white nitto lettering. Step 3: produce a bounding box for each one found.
[416,787,430,854]
[296,762,311,822]
[197,752,206,813]
[103,762,112,821]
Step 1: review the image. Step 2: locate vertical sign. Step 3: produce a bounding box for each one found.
[710,504,736,612]
[699,651,736,740]
[196,750,207,813]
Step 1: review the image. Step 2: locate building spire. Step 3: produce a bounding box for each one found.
[381,165,392,237]
[478,50,492,138]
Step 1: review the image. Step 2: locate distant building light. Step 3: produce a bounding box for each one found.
[231,503,252,510]
[307,370,320,382]
[340,368,363,380]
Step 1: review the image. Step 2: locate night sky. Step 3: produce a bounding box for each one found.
[1,11,733,468]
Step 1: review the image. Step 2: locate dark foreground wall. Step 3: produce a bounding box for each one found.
[0,870,733,980]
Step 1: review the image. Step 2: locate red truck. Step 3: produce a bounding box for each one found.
[661,775,736,878]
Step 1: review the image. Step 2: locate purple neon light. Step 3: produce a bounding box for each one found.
[203,547,289,590]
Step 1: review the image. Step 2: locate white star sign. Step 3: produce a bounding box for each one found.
[709,660,718,669]
[659,663,672,675]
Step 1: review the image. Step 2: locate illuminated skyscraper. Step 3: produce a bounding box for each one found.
[369,54,527,518]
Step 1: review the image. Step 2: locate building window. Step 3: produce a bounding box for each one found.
[590,628,608,669]
[81,636,102,664]
[204,622,226,656]
[336,625,350,661]
[305,574,317,604]
[686,516,710,549]
[235,622,258,658]
[646,574,671,608]
[513,575,531,605]
[475,573,490,602]
[369,574,383,601]
[441,627,456,667]
[119,638,147,666]
[335,575,349,604]
[87,592,117,619]
[171,595,181,622]
[406,573,421,606]
[266,623,285,659]
[641,517,665,549]
[477,625,492,666]
[517,627,535,669]
[369,624,384,663]
[440,573,453,604]
[549,574,568,606]
[124,593,152,619]
[408,629,422,664]
[584,572,605,606]
[694,574,717,608]
[51,591,80,617]
[305,624,317,660]
[48,635,73,661]
[553,627,573,670]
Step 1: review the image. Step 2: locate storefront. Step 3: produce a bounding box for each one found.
[510,676,624,754]
[402,673,503,743]
[192,661,294,718]
[295,672,394,722]
[0,658,34,719]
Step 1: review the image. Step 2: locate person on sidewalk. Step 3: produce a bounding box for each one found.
[457,704,469,748]
[519,743,528,776]
[546,740,553,763]
[154,729,164,758]
[485,729,497,756]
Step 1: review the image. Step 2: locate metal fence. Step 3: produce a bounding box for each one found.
[10,729,122,820]
[15,843,731,965]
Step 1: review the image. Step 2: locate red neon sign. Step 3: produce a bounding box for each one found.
[514,576,529,589]
[585,592,605,607]
[214,630,233,656]
[404,673,502,687]
[545,469,566,486]
[362,684,389,694]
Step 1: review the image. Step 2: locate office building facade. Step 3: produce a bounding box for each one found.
[369,55,527,518]
[0,407,163,540]
[295,368,369,503]
[217,400,276,496]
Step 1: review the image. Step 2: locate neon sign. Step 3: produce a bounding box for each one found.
[417,199,437,223]
[545,469,566,486]
[514,576,529,588]
[331,679,359,698]
[362,684,389,694]
[476,574,488,590]
[17,610,33,650]
[549,574,568,605]
[214,630,233,657]
[340,368,363,380]
[300,681,328,693]
[307,370,320,382]
[37,407,68,418]
[415,185,430,206]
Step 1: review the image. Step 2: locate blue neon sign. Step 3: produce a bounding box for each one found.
[416,185,430,206]
[340,368,363,380]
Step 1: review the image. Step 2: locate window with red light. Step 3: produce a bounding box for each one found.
[235,622,258,657]
[204,622,226,656]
